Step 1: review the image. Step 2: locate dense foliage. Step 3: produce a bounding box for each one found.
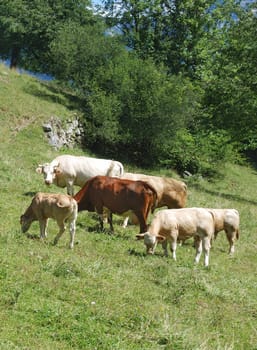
[1,0,257,175]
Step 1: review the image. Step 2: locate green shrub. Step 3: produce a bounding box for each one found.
[160,129,239,177]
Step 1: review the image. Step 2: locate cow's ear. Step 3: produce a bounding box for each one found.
[136,233,145,240]
[54,166,62,174]
[156,235,166,242]
[36,165,43,174]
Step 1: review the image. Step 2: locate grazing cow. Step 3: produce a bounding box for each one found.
[73,175,157,233]
[36,154,124,196]
[121,172,187,228]
[20,192,78,249]
[136,208,215,267]
[208,209,240,254]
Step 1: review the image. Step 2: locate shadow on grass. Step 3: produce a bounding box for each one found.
[191,183,257,206]
[24,81,84,112]
[128,247,167,258]
[23,191,37,197]
[26,233,40,240]
[77,218,139,239]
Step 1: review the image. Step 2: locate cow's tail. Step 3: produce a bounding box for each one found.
[107,161,124,177]
[144,182,158,214]
[117,161,124,176]
[207,209,216,241]
[236,229,240,240]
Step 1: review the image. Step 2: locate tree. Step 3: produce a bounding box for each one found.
[87,53,200,165]
[0,0,93,70]
[202,1,257,151]
[103,0,248,79]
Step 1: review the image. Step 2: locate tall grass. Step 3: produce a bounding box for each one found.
[0,64,257,350]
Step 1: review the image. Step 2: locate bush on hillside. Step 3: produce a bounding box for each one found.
[159,129,238,177]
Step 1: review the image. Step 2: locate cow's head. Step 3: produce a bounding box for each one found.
[136,232,165,254]
[36,160,60,185]
[20,214,33,233]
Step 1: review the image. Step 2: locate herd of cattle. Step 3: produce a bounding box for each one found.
[20,154,240,266]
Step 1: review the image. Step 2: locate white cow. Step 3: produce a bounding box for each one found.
[36,154,124,195]
[208,209,240,254]
[136,208,215,267]
[20,192,78,249]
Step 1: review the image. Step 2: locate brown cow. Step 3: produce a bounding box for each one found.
[20,192,78,248]
[73,175,157,233]
[121,172,187,227]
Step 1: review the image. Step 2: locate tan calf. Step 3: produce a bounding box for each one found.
[20,192,78,248]
[136,208,215,267]
[208,209,240,254]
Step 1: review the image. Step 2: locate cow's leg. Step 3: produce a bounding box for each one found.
[162,240,168,256]
[170,237,177,261]
[135,212,147,233]
[53,221,66,246]
[95,206,104,231]
[66,180,74,196]
[103,208,108,224]
[202,236,211,267]
[194,235,202,264]
[39,219,48,239]
[68,219,76,249]
[107,212,114,233]
[67,186,74,196]
[225,230,236,254]
[123,213,139,228]
[122,216,129,228]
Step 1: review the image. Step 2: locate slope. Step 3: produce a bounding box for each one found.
[0,63,257,350]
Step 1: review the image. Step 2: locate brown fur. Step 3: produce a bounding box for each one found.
[122,172,187,209]
[73,176,157,233]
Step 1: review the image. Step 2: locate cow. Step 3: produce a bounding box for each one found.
[73,175,157,233]
[136,208,215,267]
[208,209,240,254]
[178,208,240,254]
[36,154,124,196]
[20,192,78,249]
[121,172,187,228]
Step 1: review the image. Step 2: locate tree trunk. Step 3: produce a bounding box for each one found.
[10,46,20,69]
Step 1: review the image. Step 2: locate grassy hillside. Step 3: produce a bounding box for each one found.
[0,63,257,350]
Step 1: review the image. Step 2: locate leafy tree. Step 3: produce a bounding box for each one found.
[102,0,239,77]
[50,18,200,166]
[0,0,93,70]
[202,1,257,151]
[87,53,200,165]
[49,21,123,89]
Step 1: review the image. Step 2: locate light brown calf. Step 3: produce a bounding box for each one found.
[208,209,240,254]
[20,192,78,248]
[136,208,215,267]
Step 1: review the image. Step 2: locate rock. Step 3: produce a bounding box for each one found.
[42,116,84,149]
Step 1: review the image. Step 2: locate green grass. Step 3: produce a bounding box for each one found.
[0,63,257,350]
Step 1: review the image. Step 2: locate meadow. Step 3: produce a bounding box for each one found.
[0,64,257,350]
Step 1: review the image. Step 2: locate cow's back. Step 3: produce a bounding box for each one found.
[94,176,156,214]
[56,155,123,187]
[153,208,214,238]
[76,176,156,215]
[122,173,187,208]
[32,192,75,219]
